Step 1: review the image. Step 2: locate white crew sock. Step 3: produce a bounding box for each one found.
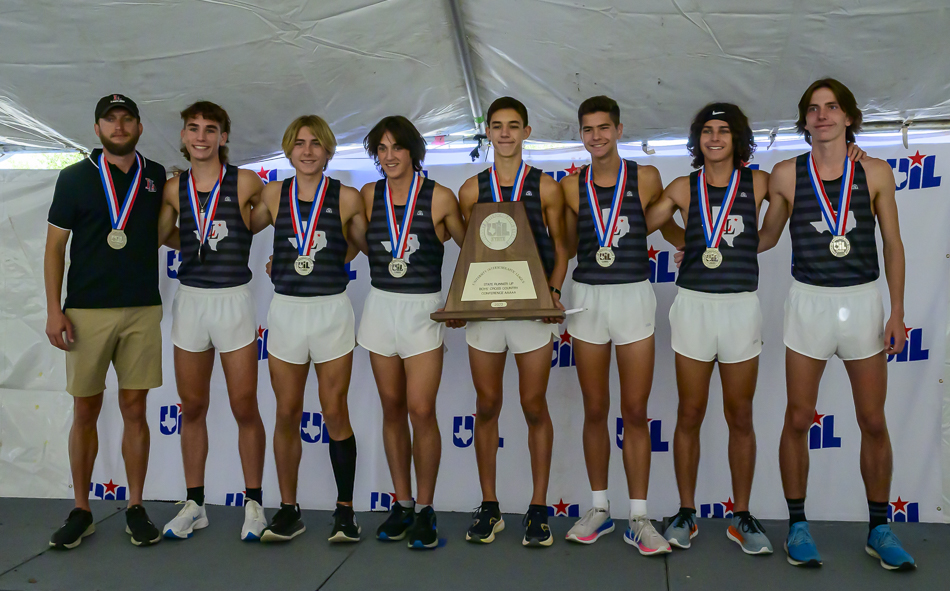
[592,490,609,511]
[630,499,648,518]
[414,503,430,514]
[397,499,415,509]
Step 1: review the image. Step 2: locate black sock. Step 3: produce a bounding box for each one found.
[328,435,357,504]
[787,498,806,526]
[481,500,500,514]
[528,504,548,520]
[245,487,262,505]
[186,486,204,506]
[679,507,697,515]
[869,500,889,532]
[734,510,751,519]
[280,502,299,515]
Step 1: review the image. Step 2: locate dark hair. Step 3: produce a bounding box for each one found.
[487,97,528,127]
[686,103,756,169]
[363,116,426,175]
[796,78,863,144]
[180,101,231,162]
[577,95,620,127]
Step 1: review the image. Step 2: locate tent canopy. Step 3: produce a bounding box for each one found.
[2,0,948,165]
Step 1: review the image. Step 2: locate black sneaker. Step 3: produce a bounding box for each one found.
[466,502,505,543]
[522,504,553,547]
[376,502,414,541]
[329,505,361,543]
[407,506,438,549]
[125,505,161,547]
[260,504,306,542]
[49,508,94,549]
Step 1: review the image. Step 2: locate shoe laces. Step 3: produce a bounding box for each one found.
[873,527,901,550]
[669,509,695,529]
[470,504,493,521]
[575,507,603,528]
[737,513,766,535]
[788,524,812,547]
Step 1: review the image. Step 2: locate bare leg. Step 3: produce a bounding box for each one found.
[70,393,103,511]
[220,342,265,489]
[779,349,826,499]
[315,352,355,506]
[268,355,309,505]
[572,339,612,493]
[719,357,759,513]
[514,342,554,506]
[616,336,655,499]
[843,354,892,502]
[117,389,150,507]
[370,352,412,501]
[672,354,715,510]
[403,348,444,505]
[174,346,215,488]
[469,347,506,503]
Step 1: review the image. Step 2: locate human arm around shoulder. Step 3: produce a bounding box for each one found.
[431,183,466,247]
[237,169,266,233]
[559,174,579,259]
[867,158,906,355]
[249,180,279,235]
[759,159,795,253]
[339,184,369,259]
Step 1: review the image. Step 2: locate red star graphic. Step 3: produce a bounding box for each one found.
[812,410,825,426]
[904,326,912,340]
[908,151,926,167]
[176,403,182,413]
[564,163,580,175]
[647,245,660,261]
[552,498,570,516]
[257,325,266,340]
[388,492,397,505]
[890,496,909,514]
[559,330,572,345]
[103,479,119,495]
[257,167,270,180]
[722,497,735,515]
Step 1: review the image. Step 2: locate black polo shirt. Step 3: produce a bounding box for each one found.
[48,149,167,309]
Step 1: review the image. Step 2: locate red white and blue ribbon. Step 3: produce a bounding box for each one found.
[807,154,854,237]
[186,165,226,247]
[384,172,423,260]
[289,175,329,257]
[489,161,529,202]
[98,151,143,231]
[584,160,627,248]
[697,167,740,249]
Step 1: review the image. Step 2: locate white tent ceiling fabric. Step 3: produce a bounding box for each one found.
[1,0,949,165]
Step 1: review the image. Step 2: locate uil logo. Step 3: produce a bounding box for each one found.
[289,228,328,254]
[648,246,676,284]
[712,206,744,245]
[370,492,396,512]
[700,497,734,519]
[809,411,841,449]
[452,414,504,448]
[257,326,268,361]
[225,492,245,507]
[602,208,629,247]
[381,234,420,263]
[159,403,182,436]
[166,250,182,278]
[194,221,229,250]
[888,497,919,522]
[552,330,576,368]
[548,499,580,518]
[615,417,669,452]
[90,480,127,501]
[887,151,941,191]
[888,327,929,363]
[300,412,331,444]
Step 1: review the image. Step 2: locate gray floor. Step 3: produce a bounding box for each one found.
[0,499,945,591]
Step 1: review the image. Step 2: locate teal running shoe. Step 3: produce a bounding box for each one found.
[784,522,822,567]
[866,524,915,571]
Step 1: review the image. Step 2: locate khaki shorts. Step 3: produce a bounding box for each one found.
[64,306,163,397]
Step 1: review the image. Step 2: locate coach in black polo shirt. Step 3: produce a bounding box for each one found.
[44,94,177,549]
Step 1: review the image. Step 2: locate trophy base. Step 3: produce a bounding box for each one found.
[431,308,565,322]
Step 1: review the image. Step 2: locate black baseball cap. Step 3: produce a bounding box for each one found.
[95,94,140,121]
[699,102,742,125]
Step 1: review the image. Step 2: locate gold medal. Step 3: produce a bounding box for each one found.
[107,229,127,250]
[596,246,615,268]
[829,236,850,258]
[294,256,313,276]
[389,258,407,278]
[702,247,722,269]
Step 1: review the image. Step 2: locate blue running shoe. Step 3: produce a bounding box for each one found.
[866,524,915,571]
[784,522,822,567]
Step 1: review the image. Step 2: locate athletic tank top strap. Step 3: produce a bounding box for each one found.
[367,176,444,294]
[177,163,253,288]
[271,176,349,296]
[476,166,554,278]
[677,167,759,293]
[790,153,879,287]
[572,160,650,285]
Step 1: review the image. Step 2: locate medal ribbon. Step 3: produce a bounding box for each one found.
[186,165,227,247]
[807,154,854,237]
[98,151,143,231]
[697,167,740,249]
[384,173,423,260]
[289,175,329,257]
[584,160,627,248]
[488,161,529,202]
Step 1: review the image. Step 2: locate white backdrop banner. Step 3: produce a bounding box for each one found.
[1,146,947,524]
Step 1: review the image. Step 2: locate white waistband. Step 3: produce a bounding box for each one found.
[177,283,251,296]
[676,287,758,301]
[368,286,442,301]
[790,279,879,296]
[271,291,349,305]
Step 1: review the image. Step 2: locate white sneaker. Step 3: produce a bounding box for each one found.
[242,500,266,541]
[566,506,615,544]
[163,500,209,539]
[624,516,672,555]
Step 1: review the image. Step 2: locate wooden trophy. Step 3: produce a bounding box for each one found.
[431,201,564,322]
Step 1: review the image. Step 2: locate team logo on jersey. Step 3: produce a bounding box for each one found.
[888,497,919,522]
[225,491,245,506]
[811,216,856,235]
[166,250,182,278]
[257,326,268,361]
[601,208,629,247]
[370,491,396,512]
[648,245,677,284]
[193,220,228,251]
[300,411,331,444]
[381,234,420,263]
[711,205,744,246]
[90,479,127,501]
[809,411,841,449]
[888,327,929,363]
[552,329,576,368]
[888,151,941,191]
[615,417,669,452]
[159,403,182,435]
[145,178,156,193]
[289,228,328,256]
[700,497,734,519]
[452,414,504,448]
[548,499,580,518]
